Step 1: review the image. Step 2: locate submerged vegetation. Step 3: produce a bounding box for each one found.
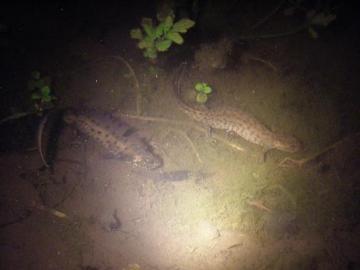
[130,11,195,60]
[28,71,56,114]
[0,1,358,269]
[0,70,56,124]
[194,82,212,104]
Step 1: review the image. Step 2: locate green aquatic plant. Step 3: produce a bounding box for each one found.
[194,82,212,104]
[130,12,195,60]
[0,71,57,125]
[283,1,337,39]
[238,0,336,40]
[28,71,56,113]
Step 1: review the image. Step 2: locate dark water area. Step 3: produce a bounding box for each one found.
[1,1,360,270]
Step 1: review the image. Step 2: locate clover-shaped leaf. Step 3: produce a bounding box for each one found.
[31,93,41,100]
[155,39,172,52]
[167,31,183,44]
[196,92,208,104]
[195,82,212,94]
[130,28,143,40]
[172,18,195,33]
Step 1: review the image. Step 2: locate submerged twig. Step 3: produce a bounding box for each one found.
[0,111,36,125]
[251,0,287,29]
[109,55,142,116]
[115,112,246,153]
[167,127,203,164]
[37,113,50,168]
[242,54,278,72]
[238,22,309,41]
[247,199,272,213]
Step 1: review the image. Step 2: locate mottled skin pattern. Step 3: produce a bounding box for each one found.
[63,109,162,169]
[173,63,302,153]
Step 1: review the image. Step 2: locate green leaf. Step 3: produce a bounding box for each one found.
[144,47,157,59]
[31,71,40,80]
[130,28,143,40]
[196,92,208,104]
[163,15,174,33]
[141,18,155,38]
[31,93,41,100]
[202,85,212,94]
[138,35,154,49]
[172,18,195,33]
[155,22,165,38]
[42,95,52,102]
[166,31,184,44]
[155,39,172,52]
[41,85,51,96]
[155,16,174,38]
[195,82,212,94]
[195,82,203,91]
[138,40,146,49]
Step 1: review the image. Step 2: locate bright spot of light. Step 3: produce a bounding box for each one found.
[197,220,220,242]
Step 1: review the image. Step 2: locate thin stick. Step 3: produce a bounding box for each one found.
[238,22,309,41]
[168,127,203,164]
[251,0,287,29]
[109,55,142,116]
[115,112,246,153]
[0,111,35,125]
[243,55,278,72]
[37,113,50,168]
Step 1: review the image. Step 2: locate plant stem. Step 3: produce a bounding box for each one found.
[251,0,287,29]
[109,56,142,116]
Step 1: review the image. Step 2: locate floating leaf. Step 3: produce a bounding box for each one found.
[163,15,174,33]
[31,93,41,100]
[202,85,212,94]
[141,18,155,38]
[196,92,208,104]
[195,83,203,91]
[195,82,212,94]
[155,39,172,52]
[144,47,157,59]
[50,209,67,218]
[130,28,143,40]
[41,85,51,96]
[172,18,195,33]
[155,22,165,38]
[138,36,154,49]
[42,95,52,102]
[167,31,183,44]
